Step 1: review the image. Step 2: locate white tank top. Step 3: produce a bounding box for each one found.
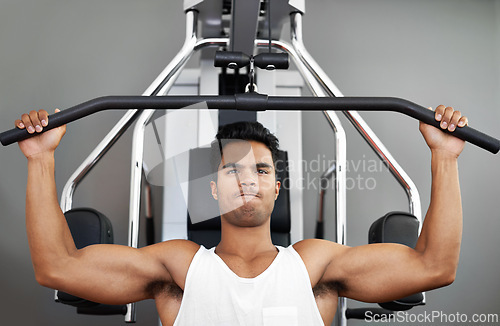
[173,245,324,326]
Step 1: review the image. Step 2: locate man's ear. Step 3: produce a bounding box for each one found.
[274,180,281,200]
[210,180,218,200]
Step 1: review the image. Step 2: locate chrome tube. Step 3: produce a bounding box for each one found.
[150,10,199,96]
[60,110,141,212]
[56,111,140,305]
[194,36,348,245]
[317,163,336,239]
[343,111,422,219]
[125,9,199,322]
[60,9,199,211]
[255,38,348,246]
[255,37,349,326]
[125,111,150,322]
[195,37,229,51]
[257,35,349,326]
[59,8,201,323]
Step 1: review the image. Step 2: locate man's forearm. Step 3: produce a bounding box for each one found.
[416,150,463,276]
[26,153,76,280]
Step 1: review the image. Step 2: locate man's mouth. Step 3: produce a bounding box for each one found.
[236,192,260,198]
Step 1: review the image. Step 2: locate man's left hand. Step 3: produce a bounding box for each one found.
[419,105,469,158]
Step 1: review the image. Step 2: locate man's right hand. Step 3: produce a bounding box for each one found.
[15,109,66,159]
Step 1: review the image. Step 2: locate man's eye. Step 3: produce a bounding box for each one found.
[227,169,238,174]
[258,169,269,174]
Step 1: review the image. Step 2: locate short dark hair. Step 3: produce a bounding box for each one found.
[210,121,280,175]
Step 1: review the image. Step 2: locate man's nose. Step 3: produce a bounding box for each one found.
[239,170,257,187]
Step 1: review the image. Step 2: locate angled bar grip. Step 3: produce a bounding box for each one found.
[265,96,500,154]
[0,95,235,146]
[1,95,499,154]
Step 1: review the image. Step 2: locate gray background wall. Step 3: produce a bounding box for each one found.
[0,1,498,325]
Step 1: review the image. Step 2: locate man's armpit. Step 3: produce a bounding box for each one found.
[313,280,346,298]
[146,280,183,300]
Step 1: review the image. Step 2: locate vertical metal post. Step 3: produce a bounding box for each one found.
[287,13,348,326]
[58,9,200,321]
[289,12,426,323]
[60,110,141,212]
[255,35,348,325]
[255,39,349,251]
[289,12,422,222]
[125,9,199,323]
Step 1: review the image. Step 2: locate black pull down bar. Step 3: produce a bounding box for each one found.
[1,93,499,154]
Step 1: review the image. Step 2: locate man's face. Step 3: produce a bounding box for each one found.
[210,140,280,227]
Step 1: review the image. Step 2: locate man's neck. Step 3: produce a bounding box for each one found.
[216,220,276,259]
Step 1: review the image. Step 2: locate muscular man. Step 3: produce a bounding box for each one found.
[16,105,468,325]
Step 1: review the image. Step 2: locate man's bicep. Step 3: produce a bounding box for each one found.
[325,243,438,303]
[51,243,172,305]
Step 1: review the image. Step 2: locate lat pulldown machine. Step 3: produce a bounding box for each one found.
[1,1,499,325]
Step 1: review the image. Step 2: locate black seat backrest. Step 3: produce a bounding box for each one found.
[187,147,291,248]
[56,208,127,316]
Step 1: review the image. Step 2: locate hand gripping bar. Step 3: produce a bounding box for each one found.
[1,94,499,154]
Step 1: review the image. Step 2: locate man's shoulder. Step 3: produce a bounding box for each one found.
[143,239,201,266]
[152,239,201,253]
[292,239,348,288]
[292,239,346,269]
[145,239,201,290]
[292,238,342,253]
